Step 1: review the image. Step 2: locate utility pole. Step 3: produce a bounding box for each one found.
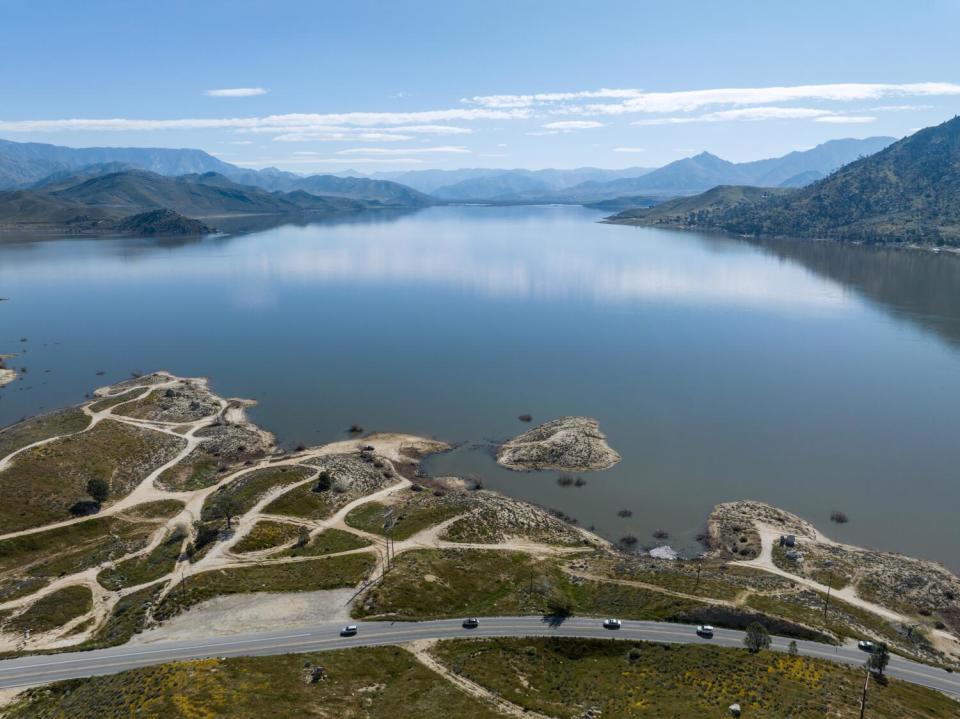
[383,508,395,571]
[822,560,834,622]
[695,562,702,592]
[859,667,870,719]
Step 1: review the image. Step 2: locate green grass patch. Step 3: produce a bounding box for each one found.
[355,549,605,621]
[263,481,340,519]
[155,554,373,621]
[0,419,186,532]
[4,645,503,719]
[232,521,302,553]
[156,453,220,491]
[3,585,92,635]
[346,501,463,540]
[0,408,92,460]
[432,637,960,719]
[0,501,183,583]
[84,584,164,649]
[97,527,186,591]
[746,590,905,647]
[87,390,144,413]
[201,465,313,520]
[280,528,371,558]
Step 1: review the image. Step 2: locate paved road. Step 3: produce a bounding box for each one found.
[1,616,958,696]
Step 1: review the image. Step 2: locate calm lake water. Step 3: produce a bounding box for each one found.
[2,205,960,570]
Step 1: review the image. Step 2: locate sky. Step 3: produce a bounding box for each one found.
[2,0,960,173]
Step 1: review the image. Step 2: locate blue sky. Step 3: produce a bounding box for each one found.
[3,0,960,172]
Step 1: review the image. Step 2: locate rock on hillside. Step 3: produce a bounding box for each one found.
[112,209,213,236]
[497,416,621,472]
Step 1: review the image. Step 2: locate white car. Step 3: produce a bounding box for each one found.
[340,624,358,636]
[858,639,876,653]
[603,618,622,630]
[696,624,714,637]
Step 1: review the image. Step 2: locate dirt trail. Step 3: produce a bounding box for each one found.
[734,523,959,656]
[407,639,558,719]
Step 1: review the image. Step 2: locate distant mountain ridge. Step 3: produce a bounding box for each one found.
[0,138,431,207]
[370,137,894,204]
[373,166,654,195]
[559,137,896,203]
[0,168,381,232]
[606,117,960,245]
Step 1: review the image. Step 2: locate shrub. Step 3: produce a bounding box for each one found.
[830,511,849,524]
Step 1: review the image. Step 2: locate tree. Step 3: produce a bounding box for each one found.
[545,591,574,618]
[86,477,110,505]
[314,471,332,493]
[788,640,798,656]
[212,493,241,530]
[743,622,771,654]
[868,643,890,676]
[296,525,311,548]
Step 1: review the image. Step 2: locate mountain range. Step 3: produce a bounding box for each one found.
[608,117,960,245]
[0,169,380,231]
[367,137,893,203]
[372,166,653,196]
[0,139,432,208]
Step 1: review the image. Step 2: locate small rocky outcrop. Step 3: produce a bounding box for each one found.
[112,209,213,236]
[497,416,621,472]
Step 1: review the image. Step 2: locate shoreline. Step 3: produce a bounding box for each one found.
[601,216,960,256]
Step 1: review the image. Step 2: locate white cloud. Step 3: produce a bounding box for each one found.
[0,109,527,134]
[813,115,877,124]
[870,104,934,112]
[542,120,605,130]
[633,106,837,125]
[336,146,471,155]
[205,87,268,97]
[462,88,642,109]
[241,157,426,167]
[467,82,960,116]
[525,130,559,136]
[222,140,253,145]
[271,131,415,143]
[614,147,646,153]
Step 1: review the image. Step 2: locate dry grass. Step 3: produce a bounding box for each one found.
[0,408,91,459]
[3,646,503,719]
[232,521,302,553]
[3,585,92,635]
[155,554,373,621]
[432,637,960,718]
[0,419,185,532]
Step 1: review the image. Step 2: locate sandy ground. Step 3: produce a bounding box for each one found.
[130,588,356,644]
[0,688,23,712]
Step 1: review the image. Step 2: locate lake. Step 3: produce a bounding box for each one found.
[2,205,959,570]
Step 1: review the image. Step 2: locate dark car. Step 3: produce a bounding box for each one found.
[462,618,479,629]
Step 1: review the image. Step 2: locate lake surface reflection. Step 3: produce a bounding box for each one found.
[2,205,959,569]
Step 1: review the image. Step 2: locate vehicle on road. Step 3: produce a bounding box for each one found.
[858,640,876,653]
[696,624,714,637]
[340,625,358,637]
[603,618,622,630]
[462,618,479,629]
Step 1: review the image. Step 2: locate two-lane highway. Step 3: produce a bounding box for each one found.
[0,616,957,697]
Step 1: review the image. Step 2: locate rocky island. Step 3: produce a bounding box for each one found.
[497,416,621,472]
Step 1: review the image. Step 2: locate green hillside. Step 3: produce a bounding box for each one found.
[611,117,960,246]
